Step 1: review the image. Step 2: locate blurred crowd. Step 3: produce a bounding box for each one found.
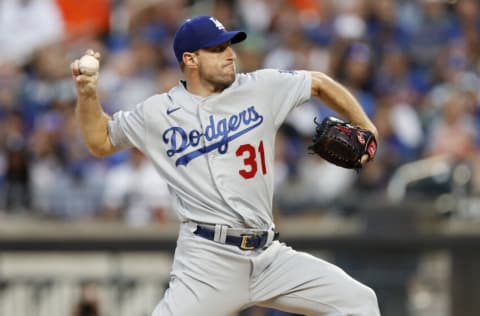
[1,0,480,224]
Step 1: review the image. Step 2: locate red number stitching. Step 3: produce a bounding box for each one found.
[236,140,267,179]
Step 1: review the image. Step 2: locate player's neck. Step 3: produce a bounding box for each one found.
[184,76,227,97]
[185,83,215,97]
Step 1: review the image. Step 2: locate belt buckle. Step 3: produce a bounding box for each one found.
[240,234,255,250]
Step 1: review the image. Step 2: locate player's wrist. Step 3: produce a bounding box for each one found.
[77,89,98,102]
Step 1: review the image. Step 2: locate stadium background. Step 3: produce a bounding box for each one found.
[1,0,480,315]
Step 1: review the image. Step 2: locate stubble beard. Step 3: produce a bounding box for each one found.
[200,64,236,93]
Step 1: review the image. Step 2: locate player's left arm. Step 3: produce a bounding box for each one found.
[310,71,378,140]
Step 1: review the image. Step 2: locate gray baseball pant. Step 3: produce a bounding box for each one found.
[151,222,380,316]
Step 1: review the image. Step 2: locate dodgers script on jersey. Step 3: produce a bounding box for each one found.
[108,69,311,228]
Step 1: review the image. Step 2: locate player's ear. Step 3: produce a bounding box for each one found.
[182,52,198,68]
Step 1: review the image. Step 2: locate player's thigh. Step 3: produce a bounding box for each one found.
[152,225,252,316]
[151,274,243,316]
[253,245,379,316]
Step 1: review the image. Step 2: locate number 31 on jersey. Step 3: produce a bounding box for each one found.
[236,140,267,179]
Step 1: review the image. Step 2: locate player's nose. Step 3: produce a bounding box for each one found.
[225,46,237,61]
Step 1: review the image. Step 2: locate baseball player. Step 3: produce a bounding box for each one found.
[71,16,380,316]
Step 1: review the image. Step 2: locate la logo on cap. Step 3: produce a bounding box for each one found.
[209,17,225,30]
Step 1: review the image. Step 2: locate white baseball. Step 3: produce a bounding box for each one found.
[79,55,99,75]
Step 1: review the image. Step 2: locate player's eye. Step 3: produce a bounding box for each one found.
[209,46,226,53]
[206,42,231,53]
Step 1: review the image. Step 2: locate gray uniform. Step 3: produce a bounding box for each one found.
[108,69,380,316]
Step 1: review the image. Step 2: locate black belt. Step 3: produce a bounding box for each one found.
[193,225,280,250]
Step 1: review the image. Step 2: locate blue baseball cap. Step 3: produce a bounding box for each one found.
[173,16,247,62]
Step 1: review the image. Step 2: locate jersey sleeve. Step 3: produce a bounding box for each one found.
[254,69,312,128]
[107,102,147,151]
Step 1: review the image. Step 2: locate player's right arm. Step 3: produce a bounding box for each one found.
[71,51,119,158]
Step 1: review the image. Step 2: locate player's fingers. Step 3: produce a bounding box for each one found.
[360,154,369,165]
[85,49,101,60]
[71,60,81,76]
[75,74,96,84]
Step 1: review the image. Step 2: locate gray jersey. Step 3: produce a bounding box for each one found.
[108,69,311,228]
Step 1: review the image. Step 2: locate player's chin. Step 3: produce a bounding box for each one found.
[220,71,236,85]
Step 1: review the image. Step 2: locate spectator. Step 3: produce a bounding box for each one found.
[450,0,480,70]
[101,149,172,226]
[0,112,30,212]
[403,0,454,73]
[0,0,64,65]
[425,92,476,161]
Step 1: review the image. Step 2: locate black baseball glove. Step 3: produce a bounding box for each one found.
[308,116,377,170]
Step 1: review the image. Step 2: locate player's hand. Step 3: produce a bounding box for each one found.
[360,154,370,165]
[71,49,100,98]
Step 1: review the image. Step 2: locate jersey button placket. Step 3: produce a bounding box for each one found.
[198,101,223,192]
